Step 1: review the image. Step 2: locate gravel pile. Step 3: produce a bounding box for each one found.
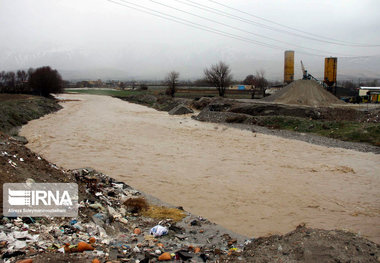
[263,80,345,107]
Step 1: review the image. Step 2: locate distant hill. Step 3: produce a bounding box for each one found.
[59,68,130,81]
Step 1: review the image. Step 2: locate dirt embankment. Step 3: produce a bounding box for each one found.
[0,94,62,135]
[224,225,380,262]
[115,94,193,112]
[193,99,380,148]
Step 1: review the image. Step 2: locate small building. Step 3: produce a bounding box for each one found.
[359,87,380,102]
[229,84,254,90]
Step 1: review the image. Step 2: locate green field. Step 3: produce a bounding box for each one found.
[65,89,148,97]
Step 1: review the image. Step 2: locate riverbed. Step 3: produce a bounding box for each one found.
[20,94,380,243]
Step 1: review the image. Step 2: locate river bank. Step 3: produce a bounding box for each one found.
[0,94,62,136]
[114,92,380,150]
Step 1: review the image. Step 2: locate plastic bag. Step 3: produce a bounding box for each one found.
[149,225,168,237]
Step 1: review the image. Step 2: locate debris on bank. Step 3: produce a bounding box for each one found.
[0,168,248,263]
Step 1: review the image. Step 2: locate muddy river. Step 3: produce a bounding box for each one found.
[20,94,380,243]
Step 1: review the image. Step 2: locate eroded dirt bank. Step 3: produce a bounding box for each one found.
[20,94,380,243]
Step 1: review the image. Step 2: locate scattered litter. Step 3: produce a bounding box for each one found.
[158,252,171,261]
[8,159,17,168]
[0,166,247,262]
[150,225,168,237]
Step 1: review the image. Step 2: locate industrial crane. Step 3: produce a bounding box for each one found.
[300,60,319,82]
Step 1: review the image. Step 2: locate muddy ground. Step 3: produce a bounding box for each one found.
[224,225,380,263]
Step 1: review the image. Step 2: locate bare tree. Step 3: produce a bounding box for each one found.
[16,70,29,93]
[165,71,180,97]
[244,70,268,99]
[243,74,254,85]
[204,61,232,97]
[0,71,5,92]
[2,72,16,93]
[119,81,126,90]
[253,70,268,98]
[16,70,28,83]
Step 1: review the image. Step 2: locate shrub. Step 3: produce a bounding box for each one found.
[28,66,63,97]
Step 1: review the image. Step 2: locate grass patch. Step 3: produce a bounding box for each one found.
[142,205,186,222]
[65,89,148,97]
[256,116,380,146]
[123,197,149,213]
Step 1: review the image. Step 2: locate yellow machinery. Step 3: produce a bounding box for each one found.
[284,50,294,84]
[324,57,337,87]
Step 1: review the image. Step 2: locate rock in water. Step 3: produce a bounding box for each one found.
[168,104,194,115]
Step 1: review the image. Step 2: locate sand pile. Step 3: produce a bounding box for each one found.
[263,80,344,107]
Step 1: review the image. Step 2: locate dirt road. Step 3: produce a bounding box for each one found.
[20,94,380,243]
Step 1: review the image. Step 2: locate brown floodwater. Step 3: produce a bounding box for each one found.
[20,94,380,243]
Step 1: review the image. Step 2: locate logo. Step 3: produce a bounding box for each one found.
[3,183,78,217]
[8,189,31,206]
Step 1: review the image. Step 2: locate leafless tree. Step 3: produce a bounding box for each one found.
[244,70,268,99]
[165,71,180,97]
[1,72,16,93]
[16,70,28,83]
[119,81,126,90]
[243,74,255,85]
[204,61,232,97]
[253,70,268,98]
[0,71,5,92]
[16,70,29,92]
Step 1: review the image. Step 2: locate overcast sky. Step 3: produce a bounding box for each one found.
[1,0,379,80]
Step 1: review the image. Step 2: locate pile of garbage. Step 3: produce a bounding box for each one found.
[0,168,248,263]
[361,108,380,123]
